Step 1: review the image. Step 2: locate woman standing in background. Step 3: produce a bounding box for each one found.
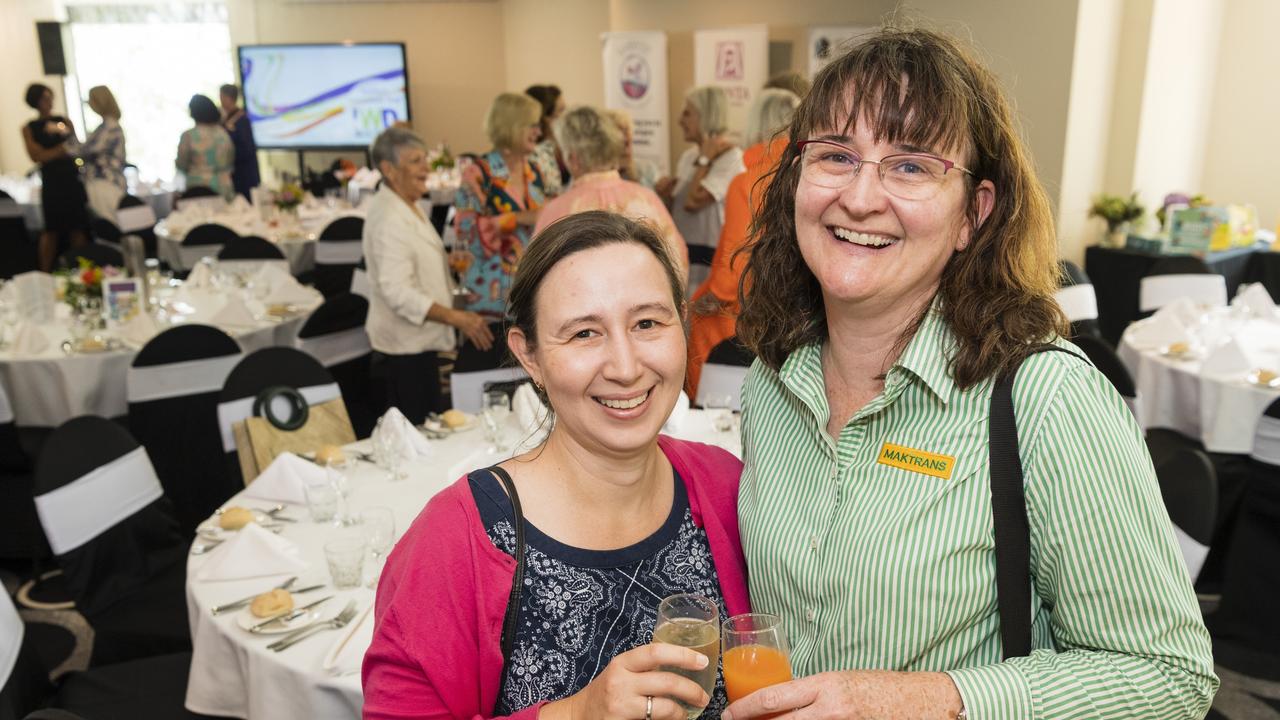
[525,84,568,197]
[21,82,88,271]
[176,94,234,199]
[220,83,260,200]
[80,85,127,219]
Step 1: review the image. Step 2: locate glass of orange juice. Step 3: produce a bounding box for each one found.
[722,613,792,706]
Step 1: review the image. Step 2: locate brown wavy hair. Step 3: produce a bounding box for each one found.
[736,27,1066,388]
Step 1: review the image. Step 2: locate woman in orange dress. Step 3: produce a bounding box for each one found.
[686,89,800,398]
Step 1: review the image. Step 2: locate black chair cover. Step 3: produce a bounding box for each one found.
[0,594,53,720]
[217,236,285,260]
[178,186,217,200]
[1057,260,1102,340]
[1152,447,1217,546]
[319,217,363,241]
[0,382,40,560]
[184,224,238,247]
[313,217,365,298]
[89,218,121,246]
[128,325,242,536]
[705,336,754,367]
[113,197,158,258]
[1071,335,1137,399]
[57,243,123,270]
[32,417,189,666]
[1147,256,1212,276]
[298,293,376,437]
[453,322,510,373]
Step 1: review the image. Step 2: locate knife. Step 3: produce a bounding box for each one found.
[210,576,297,616]
[249,595,333,633]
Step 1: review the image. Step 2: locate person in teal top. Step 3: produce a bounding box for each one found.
[176,94,234,199]
[724,28,1217,720]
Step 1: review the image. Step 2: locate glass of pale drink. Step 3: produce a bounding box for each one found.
[653,593,719,719]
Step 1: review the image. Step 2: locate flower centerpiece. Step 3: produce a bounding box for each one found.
[428,142,455,171]
[272,182,305,213]
[57,258,119,313]
[1089,192,1145,247]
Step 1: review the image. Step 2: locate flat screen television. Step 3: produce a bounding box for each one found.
[237,42,410,150]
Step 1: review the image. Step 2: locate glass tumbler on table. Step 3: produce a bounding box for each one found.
[652,593,720,719]
[360,506,396,588]
[722,613,793,707]
[303,474,339,524]
[323,534,367,590]
[481,390,511,454]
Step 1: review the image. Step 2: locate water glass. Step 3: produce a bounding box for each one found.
[722,613,792,703]
[373,424,408,480]
[481,390,511,454]
[323,535,367,589]
[653,594,720,719]
[361,506,396,587]
[303,475,339,524]
[327,460,354,525]
[704,394,736,433]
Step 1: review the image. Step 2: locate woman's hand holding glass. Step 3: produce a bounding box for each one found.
[539,644,712,720]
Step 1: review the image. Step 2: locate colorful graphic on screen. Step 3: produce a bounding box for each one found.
[238,43,409,148]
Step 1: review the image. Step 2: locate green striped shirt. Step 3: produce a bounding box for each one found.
[739,307,1218,719]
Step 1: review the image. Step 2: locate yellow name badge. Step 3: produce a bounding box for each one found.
[877,442,955,480]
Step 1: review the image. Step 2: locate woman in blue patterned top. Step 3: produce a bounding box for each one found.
[80,85,126,219]
[176,94,234,199]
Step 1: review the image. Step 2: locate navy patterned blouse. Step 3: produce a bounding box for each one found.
[469,469,729,716]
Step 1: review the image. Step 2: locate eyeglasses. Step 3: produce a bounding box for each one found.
[795,140,975,201]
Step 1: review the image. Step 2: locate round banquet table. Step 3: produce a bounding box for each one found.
[0,284,321,428]
[156,204,364,275]
[183,411,741,719]
[0,174,174,231]
[1118,309,1280,454]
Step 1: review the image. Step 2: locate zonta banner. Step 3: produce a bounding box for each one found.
[602,31,671,182]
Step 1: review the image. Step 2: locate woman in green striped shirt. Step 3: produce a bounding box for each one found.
[724,28,1217,720]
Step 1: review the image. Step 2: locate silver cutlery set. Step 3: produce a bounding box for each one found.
[208,575,361,653]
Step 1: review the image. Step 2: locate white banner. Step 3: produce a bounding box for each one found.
[808,26,874,78]
[694,25,768,146]
[602,31,671,180]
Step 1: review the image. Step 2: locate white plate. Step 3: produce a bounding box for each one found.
[1246,369,1280,388]
[196,511,272,541]
[423,416,476,434]
[235,604,323,635]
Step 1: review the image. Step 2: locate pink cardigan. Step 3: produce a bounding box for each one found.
[362,436,750,720]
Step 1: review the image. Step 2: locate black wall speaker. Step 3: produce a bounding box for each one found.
[36,22,67,76]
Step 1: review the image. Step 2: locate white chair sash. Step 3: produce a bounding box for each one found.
[295,327,371,368]
[116,204,157,233]
[217,259,291,277]
[1139,274,1227,312]
[1173,524,1209,581]
[0,200,23,219]
[34,447,162,555]
[1251,414,1280,466]
[178,244,221,271]
[127,353,244,403]
[0,591,21,688]
[180,196,226,214]
[1053,284,1099,322]
[315,240,363,265]
[350,268,370,299]
[696,363,749,412]
[216,382,342,452]
[450,368,529,414]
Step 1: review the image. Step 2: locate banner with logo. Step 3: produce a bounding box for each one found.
[808,26,873,77]
[693,25,768,145]
[602,31,670,180]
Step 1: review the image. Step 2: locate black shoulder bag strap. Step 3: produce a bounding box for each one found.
[486,465,526,665]
[988,344,1085,659]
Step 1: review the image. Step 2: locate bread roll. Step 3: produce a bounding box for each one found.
[316,445,346,464]
[218,506,255,530]
[249,588,294,618]
[441,409,468,429]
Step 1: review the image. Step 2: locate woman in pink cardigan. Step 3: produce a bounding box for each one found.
[363,210,750,720]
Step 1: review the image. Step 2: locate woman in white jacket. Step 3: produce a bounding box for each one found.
[363,127,493,423]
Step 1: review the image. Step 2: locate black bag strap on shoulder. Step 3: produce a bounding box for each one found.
[486,465,526,664]
[988,343,1085,659]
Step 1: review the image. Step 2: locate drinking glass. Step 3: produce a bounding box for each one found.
[360,506,396,588]
[303,475,339,524]
[703,394,736,433]
[323,535,366,589]
[481,390,511,454]
[653,594,720,719]
[327,460,354,525]
[722,613,792,706]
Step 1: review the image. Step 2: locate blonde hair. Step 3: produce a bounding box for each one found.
[88,85,120,121]
[744,88,799,145]
[554,106,623,174]
[484,93,542,152]
[684,86,729,137]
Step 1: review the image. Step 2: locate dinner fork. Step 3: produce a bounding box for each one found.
[267,600,358,652]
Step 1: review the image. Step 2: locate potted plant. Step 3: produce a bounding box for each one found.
[1089,192,1145,247]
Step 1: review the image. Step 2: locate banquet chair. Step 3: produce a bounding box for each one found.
[294,292,376,438]
[1152,447,1217,581]
[32,416,190,666]
[217,348,345,484]
[313,216,365,299]
[56,243,123,270]
[449,324,527,413]
[0,381,43,561]
[696,336,755,411]
[216,236,289,277]
[1139,256,1227,313]
[1209,398,1280,677]
[1055,260,1101,341]
[180,224,238,271]
[0,201,34,281]
[1071,335,1140,421]
[89,217,122,251]
[349,265,370,299]
[114,198,158,259]
[127,325,243,536]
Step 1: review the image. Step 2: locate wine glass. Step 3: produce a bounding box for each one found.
[653,594,719,719]
[360,506,396,588]
[481,390,511,454]
[326,459,355,525]
[372,422,408,481]
[721,613,792,705]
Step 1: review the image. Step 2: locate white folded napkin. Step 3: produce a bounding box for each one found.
[243,451,327,505]
[1233,283,1277,315]
[1156,297,1202,328]
[1201,338,1252,376]
[13,272,55,323]
[252,262,294,291]
[211,294,257,328]
[10,322,49,354]
[662,391,691,433]
[373,407,433,461]
[185,262,214,290]
[322,602,374,675]
[195,522,308,582]
[511,383,549,450]
[1129,312,1187,349]
[117,310,160,348]
[262,277,316,306]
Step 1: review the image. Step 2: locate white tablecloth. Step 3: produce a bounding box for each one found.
[183,411,740,719]
[0,174,174,230]
[0,285,320,427]
[1119,311,1280,453]
[156,205,363,275]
